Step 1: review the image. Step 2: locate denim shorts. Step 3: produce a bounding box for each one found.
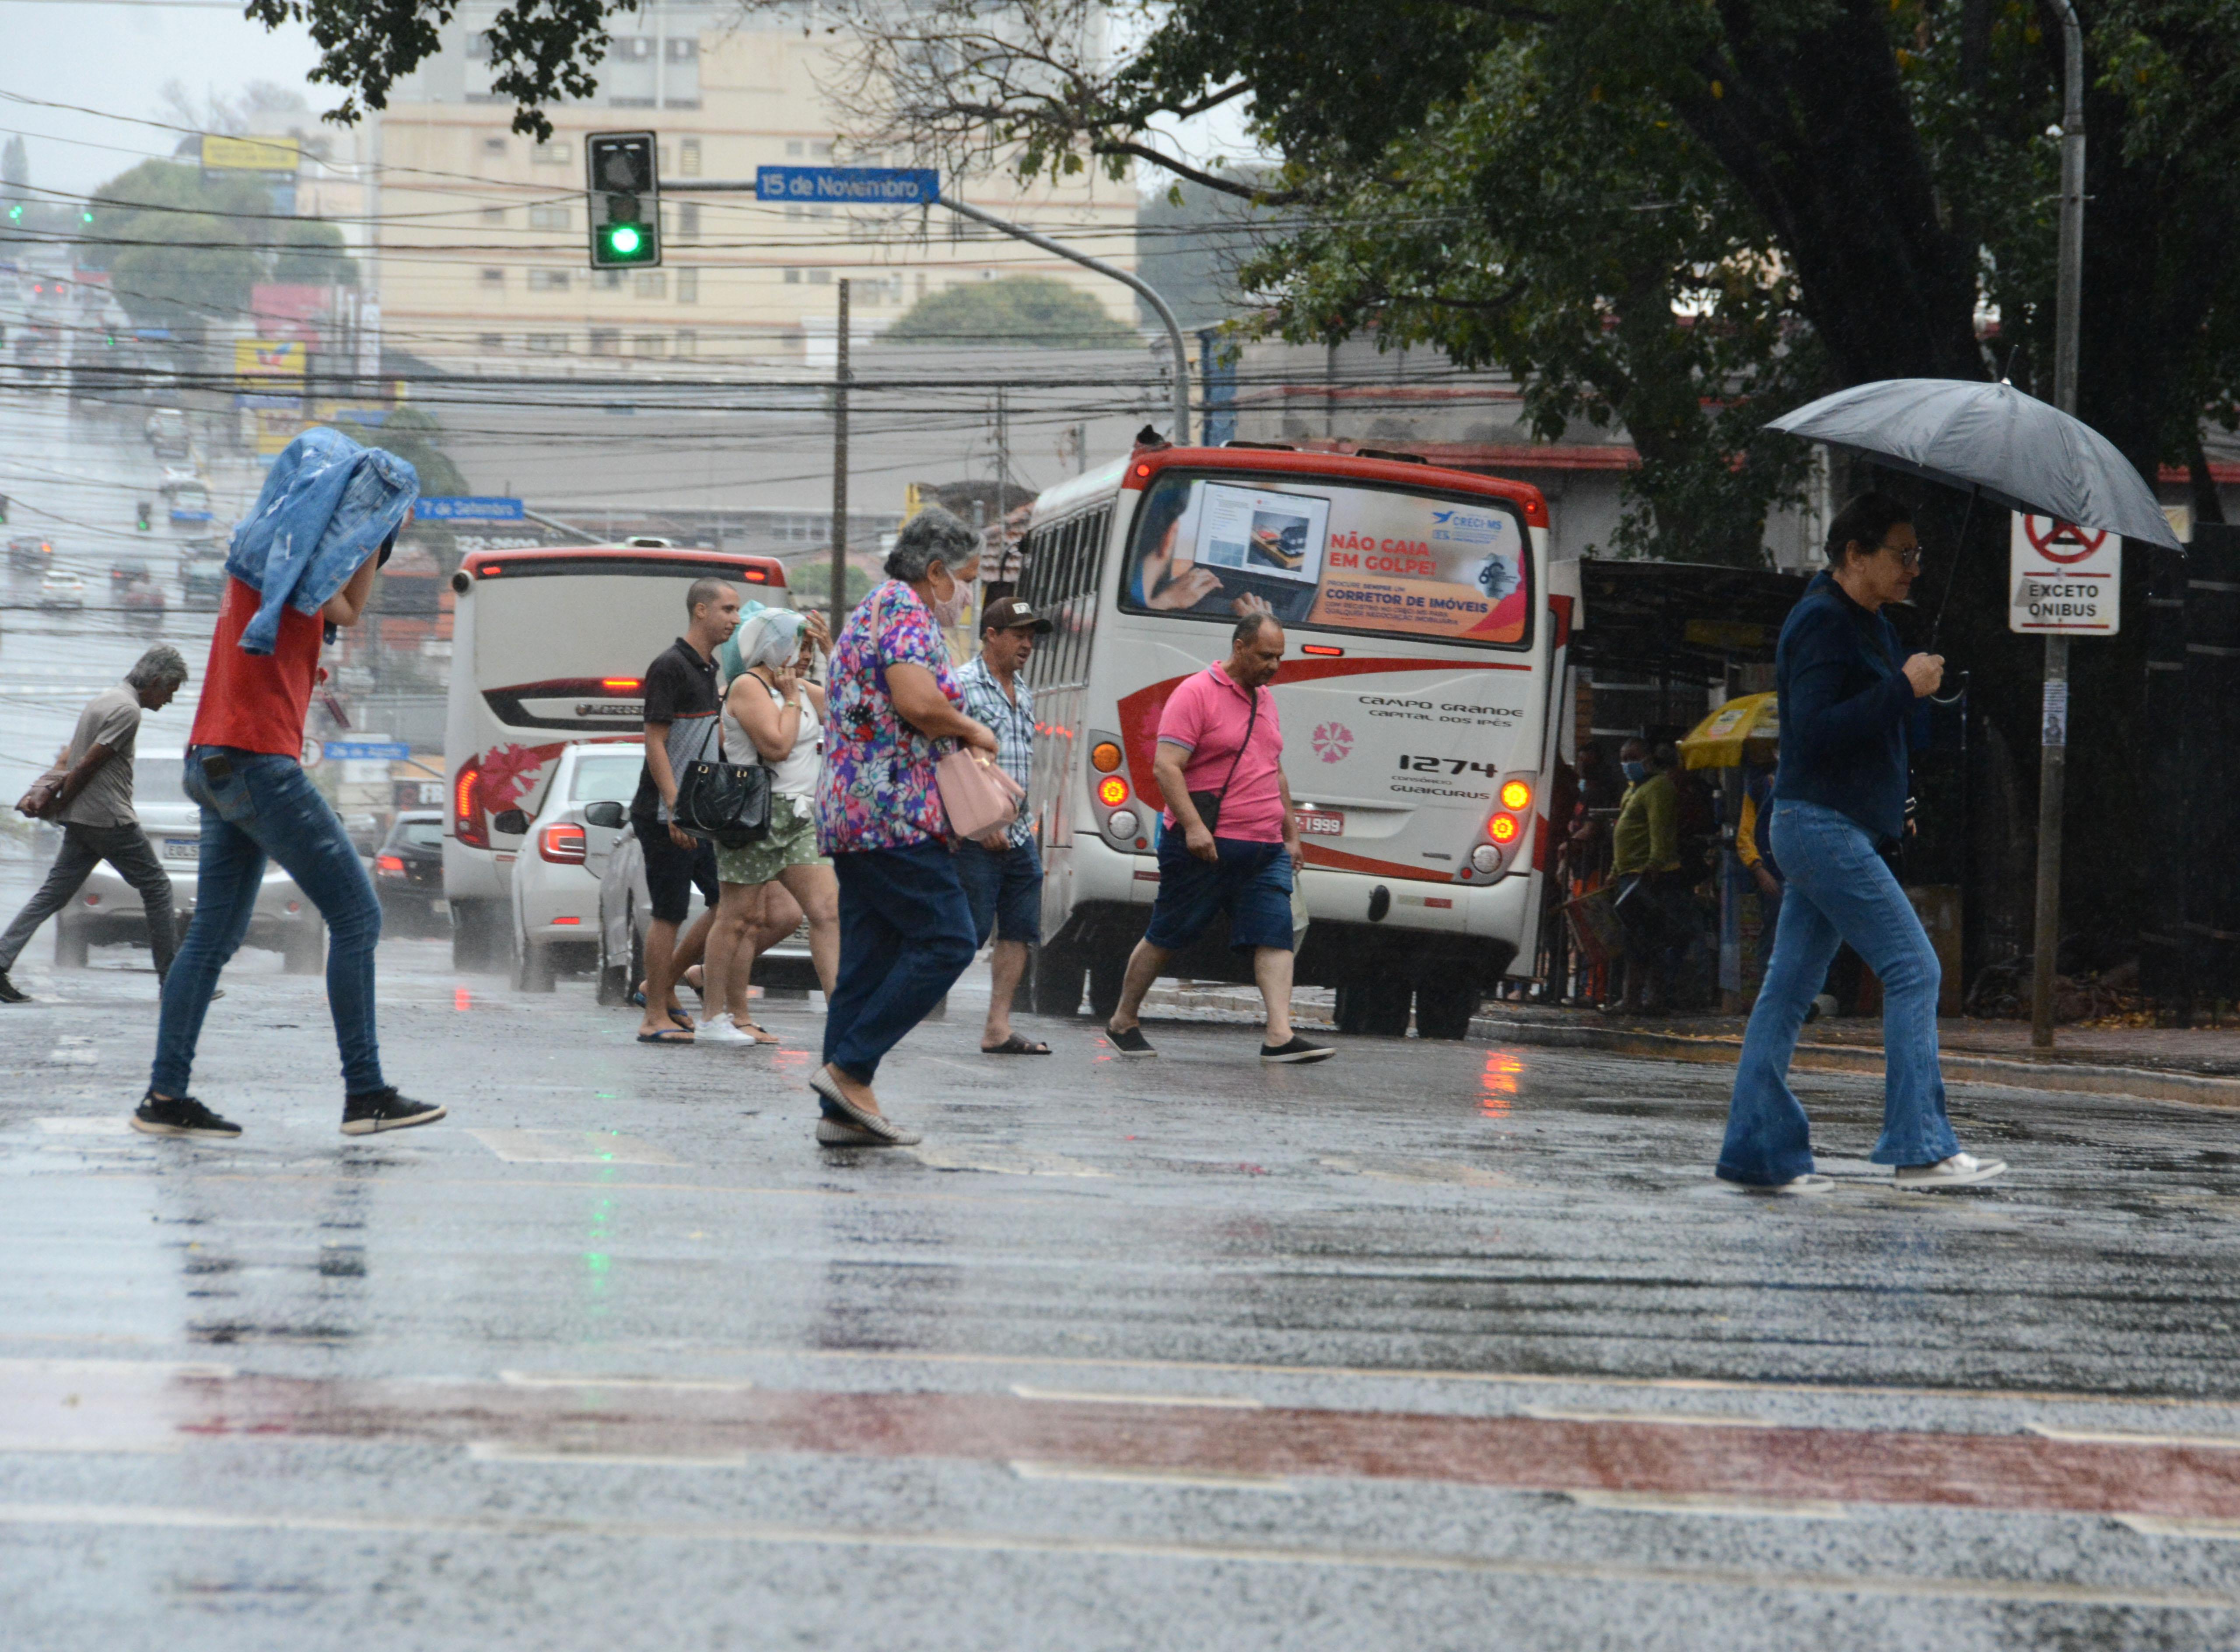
[955,836,1043,947]
[1144,830,1295,953]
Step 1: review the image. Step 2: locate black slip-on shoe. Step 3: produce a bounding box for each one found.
[1260,1036,1335,1064]
[0,970,27,1005]
[130,1092,242,1139]
[1104,1022,1157,1058]
[341,1088,448,1136]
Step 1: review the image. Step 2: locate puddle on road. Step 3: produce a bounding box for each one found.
[1320,1156,1514,1189]
[467,1128,680,1166]
[908,1146,1108,1179]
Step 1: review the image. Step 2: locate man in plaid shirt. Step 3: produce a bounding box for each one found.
[952,597,1054,1054]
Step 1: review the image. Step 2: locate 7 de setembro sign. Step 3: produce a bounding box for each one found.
[2010,513,2121,635]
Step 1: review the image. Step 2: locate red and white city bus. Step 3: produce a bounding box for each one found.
[442,544,789,968]
[1013,444,1572,1038]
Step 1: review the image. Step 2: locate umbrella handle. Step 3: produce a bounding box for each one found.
[1927,485,1976,654]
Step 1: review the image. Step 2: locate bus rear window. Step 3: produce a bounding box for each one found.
[1118,472,1532,649]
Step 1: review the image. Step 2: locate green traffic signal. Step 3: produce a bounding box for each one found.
[596,219,655,265]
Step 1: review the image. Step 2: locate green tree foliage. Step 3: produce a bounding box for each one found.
[88,160,357,331]
[334,407,469,499]
[782,557,875,614]
[885,275,1139,350]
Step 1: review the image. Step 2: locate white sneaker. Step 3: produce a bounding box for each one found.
[1894,1152,2007,1191]
[697,1013,756,1046]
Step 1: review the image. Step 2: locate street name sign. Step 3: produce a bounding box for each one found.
[2009,512,2120,636]
[415,497,524,522]
[754,166,939,206]
[324,741,412,762]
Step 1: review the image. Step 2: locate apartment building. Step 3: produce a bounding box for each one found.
[372,2,1140,372]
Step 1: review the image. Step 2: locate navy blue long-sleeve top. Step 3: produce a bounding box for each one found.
[1770,571,1918,843]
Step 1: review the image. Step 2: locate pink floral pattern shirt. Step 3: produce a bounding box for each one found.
[814,578,962,854]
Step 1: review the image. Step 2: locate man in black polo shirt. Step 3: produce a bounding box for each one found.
[632,576,740,1044]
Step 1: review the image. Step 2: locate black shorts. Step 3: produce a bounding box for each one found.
[635,816,720,925]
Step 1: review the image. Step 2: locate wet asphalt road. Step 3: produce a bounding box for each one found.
[7,923,2240,1650]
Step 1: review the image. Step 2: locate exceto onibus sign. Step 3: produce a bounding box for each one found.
[754,166,939,206]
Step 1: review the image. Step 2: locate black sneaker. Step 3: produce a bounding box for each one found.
[1260,1036,1335,1065]
[341,1088,448,1136]
[130,1092,243,1139]
[1105,1022,1157,1057]
[0,970,26,1005]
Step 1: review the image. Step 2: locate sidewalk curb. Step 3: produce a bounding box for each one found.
[1469,1016,2240,1110]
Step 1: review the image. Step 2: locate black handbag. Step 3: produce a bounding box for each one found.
[672,713,772,849]
[1186,686,1260,835]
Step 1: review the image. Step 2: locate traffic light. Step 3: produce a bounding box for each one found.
[136,500,151,532]
[586,131,660,268]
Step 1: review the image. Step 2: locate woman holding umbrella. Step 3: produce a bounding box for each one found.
[1715,491,2006,1193]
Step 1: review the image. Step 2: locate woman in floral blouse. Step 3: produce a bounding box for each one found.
[808,506,998,1147]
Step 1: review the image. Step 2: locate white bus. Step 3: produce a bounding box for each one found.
[442,543,790,969]
[1014,444,1572,1038]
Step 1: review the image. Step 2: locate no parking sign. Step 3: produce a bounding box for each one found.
[2010,513,2120,635]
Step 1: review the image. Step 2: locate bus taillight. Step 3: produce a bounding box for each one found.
[1488,813,1521,845]
[601,677,643,692]
[1090,742,1124,774]
[1499,779,1532,812]
[1097,776,1130,808]
[455,762,488,849]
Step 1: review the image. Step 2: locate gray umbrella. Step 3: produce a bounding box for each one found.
[1765,378,2181,550]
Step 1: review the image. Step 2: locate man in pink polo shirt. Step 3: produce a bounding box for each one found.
[1104,612,1332,1064]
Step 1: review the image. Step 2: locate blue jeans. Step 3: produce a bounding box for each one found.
[824,841,977,1085]
[1716,801,1959,1185]
[151,748,386,1097]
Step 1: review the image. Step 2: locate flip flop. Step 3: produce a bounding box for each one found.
[636,1028,694,1045]
[980,1034,1051,1055]
[668,1008,694,1032]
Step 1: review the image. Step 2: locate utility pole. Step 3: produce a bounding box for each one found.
[830,276,849,642]
[2030,0,2087,1050]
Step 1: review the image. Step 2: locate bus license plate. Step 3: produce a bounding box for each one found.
[161,839,199,862]
[1295,809,1344,838]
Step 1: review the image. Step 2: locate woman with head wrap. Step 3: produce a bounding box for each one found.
[696,605,840,1044]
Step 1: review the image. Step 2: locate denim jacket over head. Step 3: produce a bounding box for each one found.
[224,427,419,656]
[1770,570,1924,844]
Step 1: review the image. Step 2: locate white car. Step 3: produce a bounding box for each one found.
[507,741,644,991]
[590,801,822,1008]
[37,570,85,609]
[57,752,326,973]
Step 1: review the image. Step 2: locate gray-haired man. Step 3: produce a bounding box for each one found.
[1,645,190,1003]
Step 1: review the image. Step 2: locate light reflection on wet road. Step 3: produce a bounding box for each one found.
[6,930,2240,1648]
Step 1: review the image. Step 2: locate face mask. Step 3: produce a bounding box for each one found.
[1622,760,1648,784]
[930,572,970,626]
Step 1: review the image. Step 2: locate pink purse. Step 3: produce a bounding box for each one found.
[935,748,1025,839]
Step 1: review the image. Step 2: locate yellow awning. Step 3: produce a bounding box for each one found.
[1678,691,1778,770]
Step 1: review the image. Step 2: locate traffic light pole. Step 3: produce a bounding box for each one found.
[932,195,1190,445]
[665,179,1193,444]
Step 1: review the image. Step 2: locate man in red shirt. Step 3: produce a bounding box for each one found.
[132,536,445,1140]
[1103,612,1331,1064]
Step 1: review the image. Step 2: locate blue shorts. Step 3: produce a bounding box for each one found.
[956,837,1043,946]
[1144,830,1295,953]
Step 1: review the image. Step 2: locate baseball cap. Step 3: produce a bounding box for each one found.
[981,596,1054,634]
